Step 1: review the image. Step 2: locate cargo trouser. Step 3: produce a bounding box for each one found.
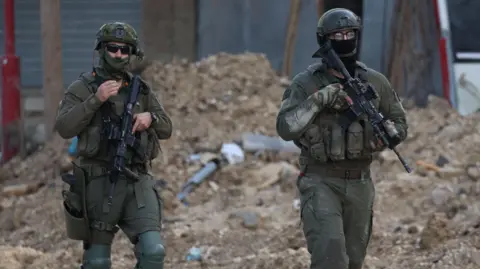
[297,165,375,269]
[81,164,165,269]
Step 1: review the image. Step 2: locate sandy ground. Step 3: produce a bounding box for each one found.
[1,53,480,269]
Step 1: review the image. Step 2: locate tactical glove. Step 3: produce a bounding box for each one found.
[313,83,351,111]
[370,120,401,151]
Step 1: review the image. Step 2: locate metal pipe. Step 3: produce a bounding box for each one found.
[4,0,15,55]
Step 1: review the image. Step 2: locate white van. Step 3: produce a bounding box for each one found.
[439,0,480,115]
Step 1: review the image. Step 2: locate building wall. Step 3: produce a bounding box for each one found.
[197,0,319,76]
[196,0,398,78]
[0,0,444,103]
[0,0,142,88]
[141,0,196,63]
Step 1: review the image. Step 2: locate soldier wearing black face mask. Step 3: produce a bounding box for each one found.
[313,8,361,75]
[276,8,408,269]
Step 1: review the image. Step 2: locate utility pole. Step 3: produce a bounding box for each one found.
[281,0,301,77]
[316,0,325,17]
[40,0,63,140]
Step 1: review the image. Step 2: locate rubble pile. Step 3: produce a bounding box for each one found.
[143,52,287,149]
[1,53,480,269]
[0,135,71,197]
[141,52,293,207]
[379,96,480,174]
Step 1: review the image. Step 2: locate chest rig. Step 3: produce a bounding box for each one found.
[79,70,149,165]
[297,61,378,165]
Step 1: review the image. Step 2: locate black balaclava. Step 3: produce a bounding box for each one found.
[97,46,130,79]
[330,35,359,76]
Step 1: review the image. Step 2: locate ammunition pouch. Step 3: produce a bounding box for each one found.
[62,163,90,241]
[327,121,345,161]
[77,125,102,158]
[346,121,370,159]
[305,117,374,162]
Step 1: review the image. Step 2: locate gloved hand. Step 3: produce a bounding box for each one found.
[313,83,352,111]
[369,136,387,152]
[370,120,401,151]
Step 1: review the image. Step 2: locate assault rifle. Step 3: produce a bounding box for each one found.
[319,41,412,173]
[106,75,142,205]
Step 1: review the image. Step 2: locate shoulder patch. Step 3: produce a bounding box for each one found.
[282,88,292,101]
[78,72,95,83]
[306,61,326,75]
[76,72,98,94]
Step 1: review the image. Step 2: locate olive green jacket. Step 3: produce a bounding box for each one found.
[55,67,172,141]
[276,61,407,143]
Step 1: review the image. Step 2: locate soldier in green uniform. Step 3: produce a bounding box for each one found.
[55,22,172,269]
[276,9,408,269]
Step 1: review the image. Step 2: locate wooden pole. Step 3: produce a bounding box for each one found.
[316,0,325,17]
[281,0,302,77]
[40,0,63,140]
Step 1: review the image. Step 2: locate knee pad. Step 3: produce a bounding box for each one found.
[135,231,165,269]
[82,244,112,269]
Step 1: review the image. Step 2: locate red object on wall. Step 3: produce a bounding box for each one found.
[1,0,22,163]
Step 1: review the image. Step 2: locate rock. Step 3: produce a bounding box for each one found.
[251,162,299,190]
[435,155,450,167]
[229,211,262,230]
[419,213,452,249]
[466,164,480,181]
[431,184,455,206]
[471,249,480,266]
[436,166,465,179]
[407,225,419,234]
[172,226,191,238]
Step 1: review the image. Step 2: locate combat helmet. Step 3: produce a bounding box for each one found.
[316,8,361,43]
[94,22,142,57]
[313,8,362,57]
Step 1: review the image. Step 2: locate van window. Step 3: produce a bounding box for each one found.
[447,0,480,58]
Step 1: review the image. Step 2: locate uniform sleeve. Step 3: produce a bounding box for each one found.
[54,80,104,139]
[147,90,173,140]
[378,75,408,142]
[276,80,322,141]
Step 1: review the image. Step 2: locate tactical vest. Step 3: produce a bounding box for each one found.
[74,71,160,166]
[297,62,380,165]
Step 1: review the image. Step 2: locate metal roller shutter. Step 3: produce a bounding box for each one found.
[3,0,141,88]
[14,0,42,88]
[60,0,142,86]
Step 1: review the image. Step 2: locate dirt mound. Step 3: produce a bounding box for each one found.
[1,53,480,269]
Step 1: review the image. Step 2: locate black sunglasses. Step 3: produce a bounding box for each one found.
[105,44,131,55]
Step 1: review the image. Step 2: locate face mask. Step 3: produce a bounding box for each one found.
[103,52,130,71]
[331,39,357,56]
[330,39,358,75]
